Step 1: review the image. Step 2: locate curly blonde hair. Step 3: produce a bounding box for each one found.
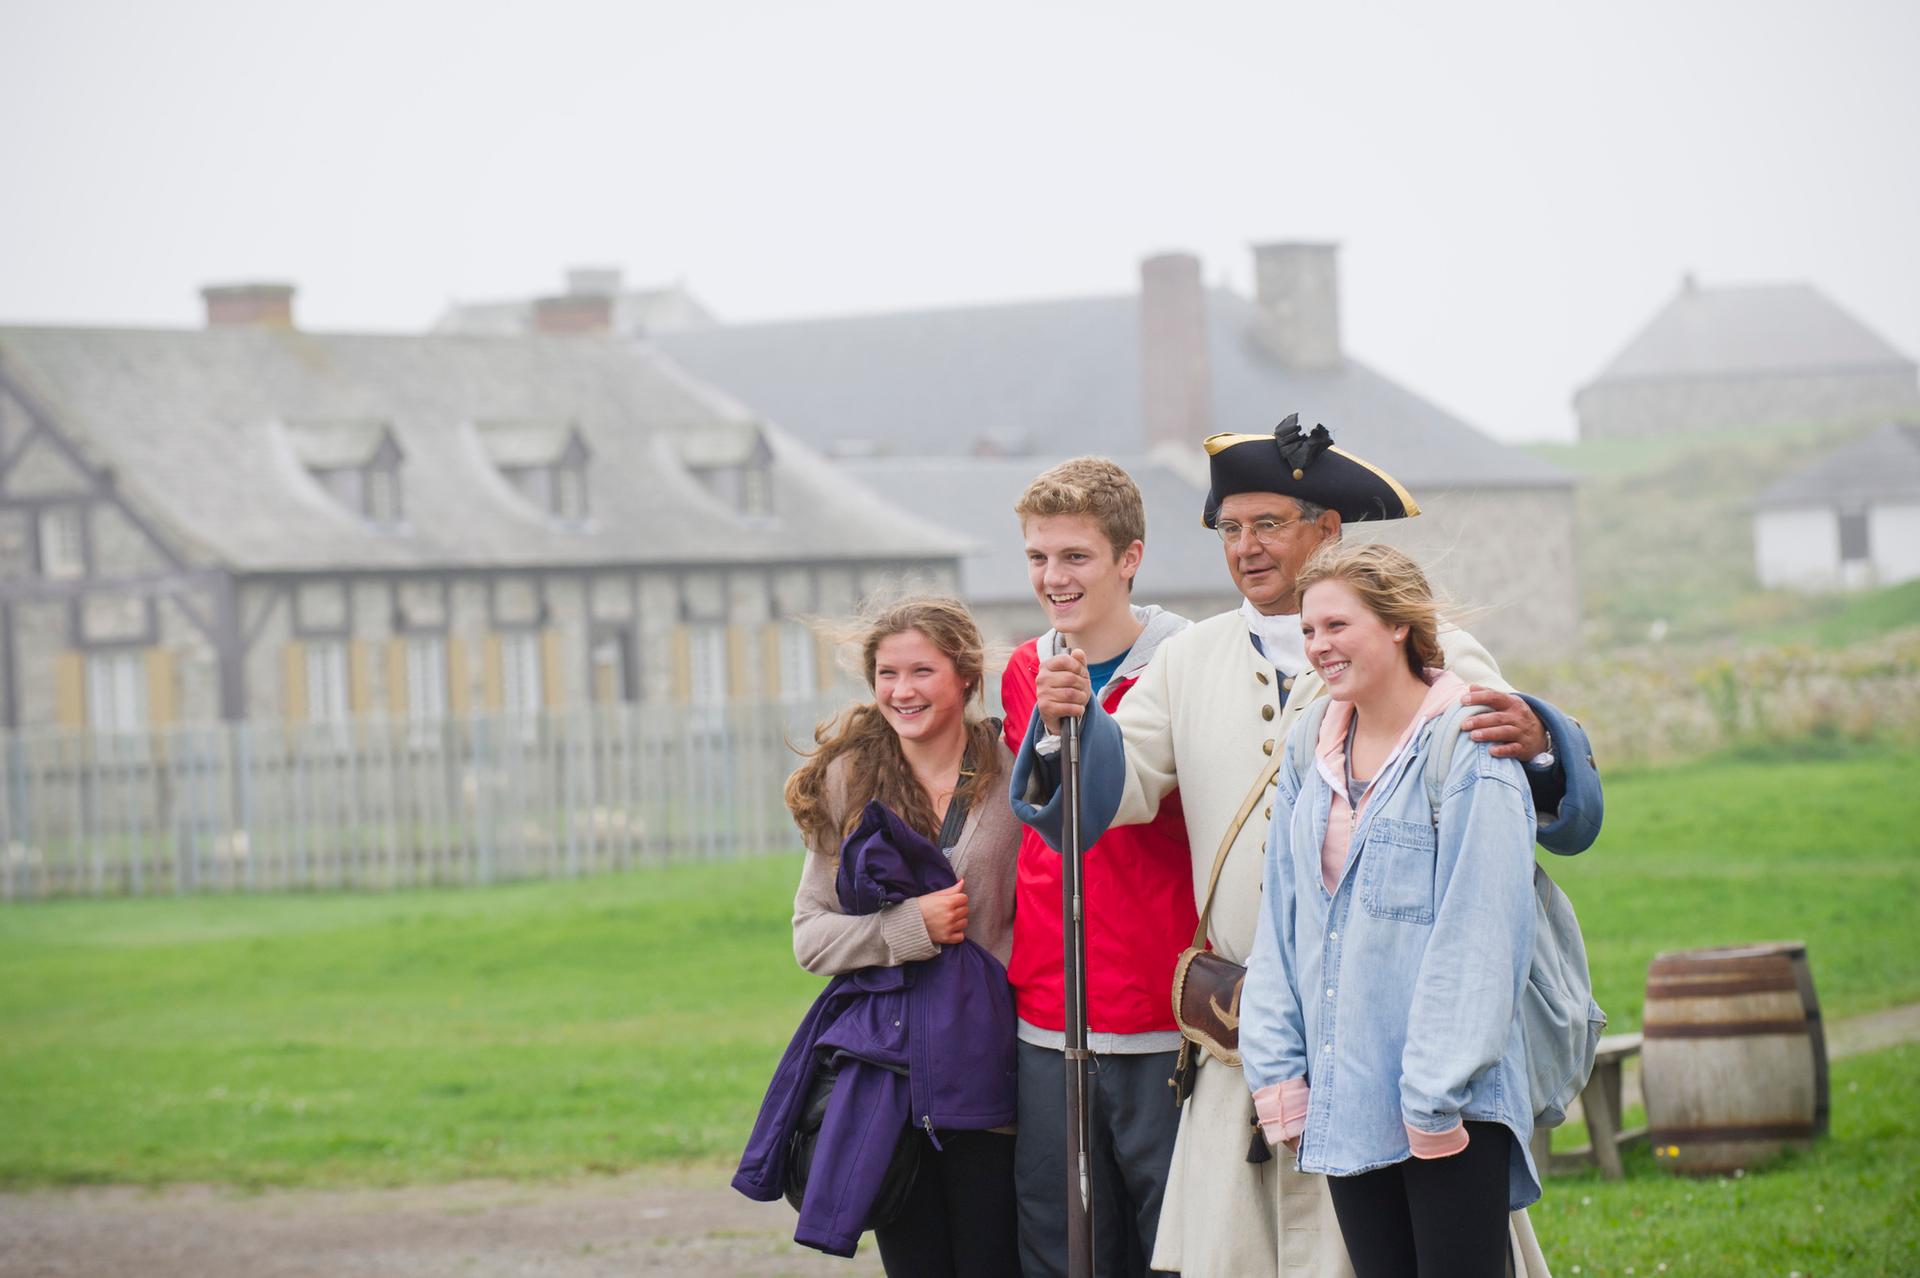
[1013,456,1146,557]
[1294,541,1446,675]
[785,595,1005,848]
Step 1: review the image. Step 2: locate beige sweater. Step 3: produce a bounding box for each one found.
[790,742,1020,974]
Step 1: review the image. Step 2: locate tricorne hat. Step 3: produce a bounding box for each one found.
[1201,414,1420,527]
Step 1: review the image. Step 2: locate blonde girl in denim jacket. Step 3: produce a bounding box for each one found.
[1240,542,1541,1278]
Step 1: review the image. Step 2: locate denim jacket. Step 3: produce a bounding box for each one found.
[1240,693,1543,1212]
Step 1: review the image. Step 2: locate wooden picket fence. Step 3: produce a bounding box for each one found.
[0,699,842,900]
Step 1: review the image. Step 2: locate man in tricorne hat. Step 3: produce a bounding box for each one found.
[1011,417,1602,1278]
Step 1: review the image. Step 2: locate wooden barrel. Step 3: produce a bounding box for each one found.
[1642,941,1827,1176]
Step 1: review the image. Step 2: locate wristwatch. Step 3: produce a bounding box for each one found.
[1524,731,1556,772]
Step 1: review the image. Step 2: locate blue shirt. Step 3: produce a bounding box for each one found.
[1086,649,1130,698]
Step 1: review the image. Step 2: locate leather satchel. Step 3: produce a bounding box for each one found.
[1171,747,1284,1083]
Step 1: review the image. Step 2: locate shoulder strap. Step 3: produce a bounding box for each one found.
[1421,701,1470,818]
[1190,686,1328,944]
[1189,748,1283,948]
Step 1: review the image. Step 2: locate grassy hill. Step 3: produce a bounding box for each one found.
[1523,422,1920,650]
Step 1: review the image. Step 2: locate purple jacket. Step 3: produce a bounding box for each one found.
[734,800,1017,1255]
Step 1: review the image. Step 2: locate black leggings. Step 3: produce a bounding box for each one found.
[873,1129,1018,1278]
[1325,1121,1513,1278]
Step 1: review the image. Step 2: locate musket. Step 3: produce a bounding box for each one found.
[1056,635,1095,1277]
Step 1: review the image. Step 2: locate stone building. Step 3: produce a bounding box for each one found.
[653,243,1580,661]
[0,285,963,734]
[1753,423,1920,591]
[1575,277,1920,440]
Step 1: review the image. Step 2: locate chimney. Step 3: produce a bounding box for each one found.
[1139,251,1214,448]
[1251,241,1341,369]
[565,266,624,297]
[201,282,295,329]
[533,292,614,335]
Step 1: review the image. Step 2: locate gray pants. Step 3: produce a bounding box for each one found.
[1014,1040,1181,1278]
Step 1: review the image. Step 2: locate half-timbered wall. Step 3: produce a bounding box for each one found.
[1,361,959,731]
[0,374,232,732]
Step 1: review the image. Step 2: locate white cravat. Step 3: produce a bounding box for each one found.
[1239,597,1309,677]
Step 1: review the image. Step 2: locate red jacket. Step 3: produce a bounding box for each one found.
[1001,639,1198,1035]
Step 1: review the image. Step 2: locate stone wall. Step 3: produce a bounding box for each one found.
[1345,486,1581,664]
[1575,368,1920,440]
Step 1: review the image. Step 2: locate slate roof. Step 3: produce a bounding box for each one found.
[653,290,1572,491]
[0,327,967,574]
[1755,424,1920,508]
[838,453,1229,606]
[1583,282,1916,388]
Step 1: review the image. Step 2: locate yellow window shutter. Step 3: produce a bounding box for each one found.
[446,637,470,718]
[540,629,565,709]
[146,648,177,730]
[726,624,749,701]
[282,642,309,723]
[481,634,504,711]
[386,638,409,718]
[761,624,783,699]
[592,652,619,704]
[348,640,373,718]
[814,629,837,695]
[671,627,692,703]
[55,651,86,730]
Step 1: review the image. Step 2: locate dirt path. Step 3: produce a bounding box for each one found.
[5,1002,1916,1278]
[0,1166,882,1278]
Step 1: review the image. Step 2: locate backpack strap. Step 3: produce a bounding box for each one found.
[1420,701,1469,820]
[1287,695,1332,791]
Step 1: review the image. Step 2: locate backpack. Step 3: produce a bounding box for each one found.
[1287,697,1606,1127]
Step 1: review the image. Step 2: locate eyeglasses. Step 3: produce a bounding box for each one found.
[1214,516,1306,546]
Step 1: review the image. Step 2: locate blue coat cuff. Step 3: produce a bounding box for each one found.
[1518,693,1603,855]
[1008,696,1126,852]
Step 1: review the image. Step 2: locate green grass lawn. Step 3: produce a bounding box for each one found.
[1562,742,1920,1032]
[0,856,819,1186]
[1,745,1916,1204]
[1533,1043,1920,1277]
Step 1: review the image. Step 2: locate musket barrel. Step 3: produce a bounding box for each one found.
[1060,708,1095,1275]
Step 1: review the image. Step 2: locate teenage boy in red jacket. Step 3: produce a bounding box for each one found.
[1001,457,1195,1278]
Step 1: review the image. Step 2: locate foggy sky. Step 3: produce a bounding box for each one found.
[3,0,1916,443]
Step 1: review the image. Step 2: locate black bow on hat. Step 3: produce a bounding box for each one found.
[1201,415,1420,527]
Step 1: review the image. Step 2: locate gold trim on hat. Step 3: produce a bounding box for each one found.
[1202,432,1270,455]
[1327,446,1422,518]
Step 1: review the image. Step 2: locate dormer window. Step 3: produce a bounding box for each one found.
[479,421,592,524]
[37,505,87,580]
[674,421,775,519]
[287,420,405,528]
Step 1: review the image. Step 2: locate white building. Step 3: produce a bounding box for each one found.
[1753,424,1920,591]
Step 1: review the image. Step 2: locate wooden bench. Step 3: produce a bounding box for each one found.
[1530,1031,1648,1180]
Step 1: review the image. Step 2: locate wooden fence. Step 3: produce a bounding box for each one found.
[0,699,843,900]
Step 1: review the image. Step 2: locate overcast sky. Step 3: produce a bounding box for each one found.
[3,0,1916,442]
